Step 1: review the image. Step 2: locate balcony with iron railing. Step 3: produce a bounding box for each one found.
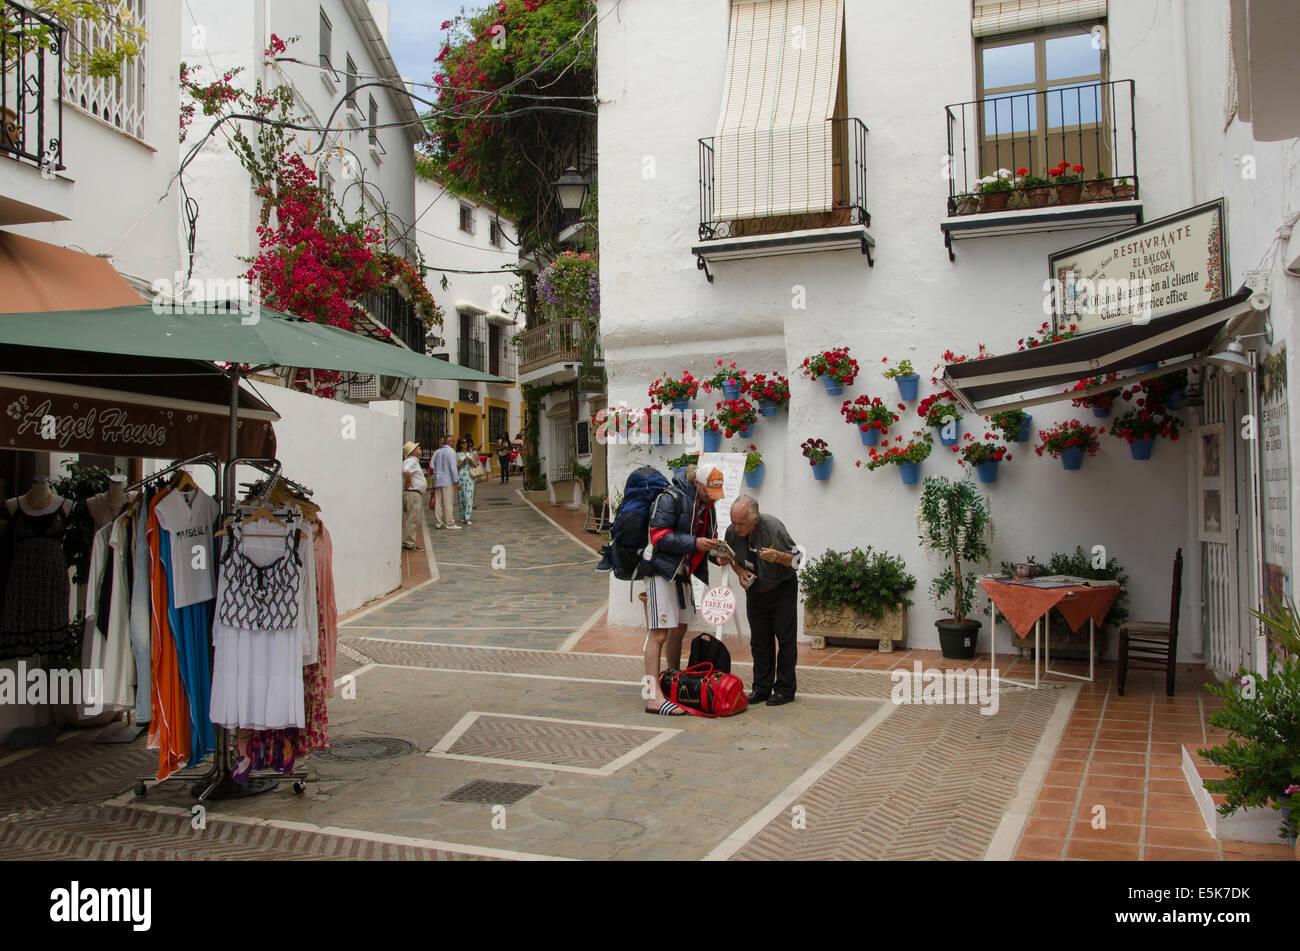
[693,117,873,279]
[941,80,1143,258]
[516,318,603,383]
[359,285,426,354]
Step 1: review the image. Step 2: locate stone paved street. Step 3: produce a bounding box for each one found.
[0,487,1292,862]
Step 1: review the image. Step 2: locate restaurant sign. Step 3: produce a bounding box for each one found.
[1048,199,1228,336]
[0,387,276,461]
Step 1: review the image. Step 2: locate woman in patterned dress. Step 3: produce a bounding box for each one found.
[456,436,477,527]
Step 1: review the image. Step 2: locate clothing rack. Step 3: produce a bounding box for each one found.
[126,452,221,495]
[133,455,312,801]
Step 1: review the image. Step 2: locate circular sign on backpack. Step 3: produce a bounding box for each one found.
[700,586,736,626]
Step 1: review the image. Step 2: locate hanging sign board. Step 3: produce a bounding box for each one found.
[1048,199,1228,336]
[1259,346,1291,606]
[0,386,276,461]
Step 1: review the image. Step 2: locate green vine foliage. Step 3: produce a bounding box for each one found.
[916,476,993,622]
[5,2,146,80]
[521,380,570,490]
[422,0,597,253]
[51,460,112,585]
[800,547,916,620]
[1198,659,1300,841]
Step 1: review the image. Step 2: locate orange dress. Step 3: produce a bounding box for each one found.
[148,490,191,781]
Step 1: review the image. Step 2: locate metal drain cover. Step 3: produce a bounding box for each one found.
[314,737,416,762]
[444,780,541,805]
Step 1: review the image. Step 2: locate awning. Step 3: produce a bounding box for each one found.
[943,286,1254,413]
[0,348,277,460]
[0,302,512,383]
[0,232,147,311]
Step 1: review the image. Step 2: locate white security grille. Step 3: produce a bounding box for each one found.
[65,0,148,141]
[1200,370,1241,676]
[547,417,574,485]
[349,374,380,400]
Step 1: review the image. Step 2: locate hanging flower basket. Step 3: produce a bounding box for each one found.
[898,461,922,484]
[989,408,1032,444]
[699,415,722,453]
[1036,420,1102,470]
[919,392,963,446]
[841,395,899,448]
[747,372,791,415]
[976,460,999,483]
[801,438,832,481]
[957,437,1010,484]
[801,348,858,398]
[861,426,881,446]
[882,357,919,401]
[864,430,934,483]
[1060,446,1084,469]
[1130,437,1154,460]
[648,371,703,410]
[715,398,758,441]
[745,462,765,488]
[811,457,833,480]
[705,360,748,401]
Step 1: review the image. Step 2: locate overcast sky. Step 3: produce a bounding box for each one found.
[384,0,483,88]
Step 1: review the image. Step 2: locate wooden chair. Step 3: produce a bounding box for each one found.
[1117,548,1183,696]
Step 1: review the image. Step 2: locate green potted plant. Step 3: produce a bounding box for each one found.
[747,372,791,415]
[1086,170,1115,201]
[918,391,963,446]
[740,444,764,488]
[569,462,593,498]
[648,371,702,410]
[705,360,748,400]
[801,437,833,480]
[916,475,994,659]
[801,347,859,396]
[988,407,1032,443]
[1035,419,1103,470]
[1114,176,1135,199]
[666,451,699,477]
[840,394,900,446]
[1199,592,1300,844]
[1017,168,1052,207]
[800,546,916,653]
[976,167,1019,211]
[863,429,933,484]
[1049,161,1085,203]
[955,435,1010,484]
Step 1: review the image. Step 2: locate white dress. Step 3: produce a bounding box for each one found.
[208,518,318,731]
[83,516,134,711]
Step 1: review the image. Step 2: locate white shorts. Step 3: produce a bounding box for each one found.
[645,574,697,630]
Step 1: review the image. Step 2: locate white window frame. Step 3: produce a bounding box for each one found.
[64,0,149,142]
[459,203,477,235]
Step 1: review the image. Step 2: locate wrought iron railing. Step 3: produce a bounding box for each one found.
[944,80,1139,216]
[359,286,426,353]
[516,319,601,376]
[489,342,517,381]
[458,337,485,372]
[0,0,65,170]
[698,117,869,241]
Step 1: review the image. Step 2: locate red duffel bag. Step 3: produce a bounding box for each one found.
[659,663,748,717]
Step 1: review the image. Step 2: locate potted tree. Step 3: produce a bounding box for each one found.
[800,547,917,653]
[917,475,994,660]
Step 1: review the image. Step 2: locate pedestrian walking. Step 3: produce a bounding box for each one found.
[721,495,802,705]
[401,441,426,551]
[640,465,725,715]
[496,433,511,484]
[431,435,461,530]
[456,436,478,526]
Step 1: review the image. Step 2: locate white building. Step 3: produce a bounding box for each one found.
[411,177,522,463]
[597,0,1299,673]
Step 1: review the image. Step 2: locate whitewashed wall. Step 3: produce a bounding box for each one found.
[598,0,1206,655]
[12,1,183,283]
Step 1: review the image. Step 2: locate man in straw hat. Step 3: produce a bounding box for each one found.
[401,440,427,551]
[640,463,725,715]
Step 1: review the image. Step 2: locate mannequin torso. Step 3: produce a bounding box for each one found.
[4,478,72,521]
[86,476,136,531]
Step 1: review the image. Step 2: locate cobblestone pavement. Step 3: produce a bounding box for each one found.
[1,486,1285,861]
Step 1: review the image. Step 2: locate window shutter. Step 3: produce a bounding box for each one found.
[972,0,1106,37]
[713,0,845,222]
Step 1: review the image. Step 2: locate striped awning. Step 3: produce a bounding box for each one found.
[943,287,1254,413]
[972,0,1107,36]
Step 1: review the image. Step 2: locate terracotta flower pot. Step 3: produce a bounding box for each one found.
[982,190,1010,211]
[1056,183,1083,204]
[1023,187,1051,208]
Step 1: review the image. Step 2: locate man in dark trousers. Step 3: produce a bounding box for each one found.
[722,495,802,705]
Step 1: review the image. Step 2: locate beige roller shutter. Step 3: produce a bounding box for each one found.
[713,0,844,222]
[972,0,1106,37]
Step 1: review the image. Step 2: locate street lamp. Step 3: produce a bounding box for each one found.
[554,166,590,216]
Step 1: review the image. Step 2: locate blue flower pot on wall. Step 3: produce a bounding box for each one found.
[1015,414,1032,443]
[898,462,921,484]
[744,463,765,488]
[821,375,844,397]
[937,419,962,447]
[738,423,754,439]
[811,456,833,481]
[721,382,742,401]
[976,460,999,483]
[1091,404,1112,419]
[860,426,881,446]
[1130,437,1154,460]
[1060,446,1084,470]
[760,401,778,417]
[701,429,722,452]
[670,466,685,478]
[672,399,689,412]
[895,374,920,401]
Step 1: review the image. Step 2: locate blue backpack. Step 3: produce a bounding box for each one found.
[597,466,671,582]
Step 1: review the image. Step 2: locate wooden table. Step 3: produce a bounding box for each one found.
[979,577,1121,688]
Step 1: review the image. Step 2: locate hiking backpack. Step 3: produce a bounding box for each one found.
[596,466,671,582]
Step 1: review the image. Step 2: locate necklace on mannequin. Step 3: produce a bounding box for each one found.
[27,484,55,510]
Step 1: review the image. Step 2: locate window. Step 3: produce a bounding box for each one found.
[458,309,484,370]
[318,8,332,71]
[459,203,476,235]
[489,324,502,376]
[368,95,379,146]
[712,0,846,222]
[318,168,334,200]
[416,404,447,458]
[66,0,148,140]
[346,54,357,109]
[488,406,508,443]
[489,219,503,247]
[975,21,1106,178]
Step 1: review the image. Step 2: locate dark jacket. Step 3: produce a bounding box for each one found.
[646,472,715,584]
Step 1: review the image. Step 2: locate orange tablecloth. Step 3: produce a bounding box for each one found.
[979,579,1121,638]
